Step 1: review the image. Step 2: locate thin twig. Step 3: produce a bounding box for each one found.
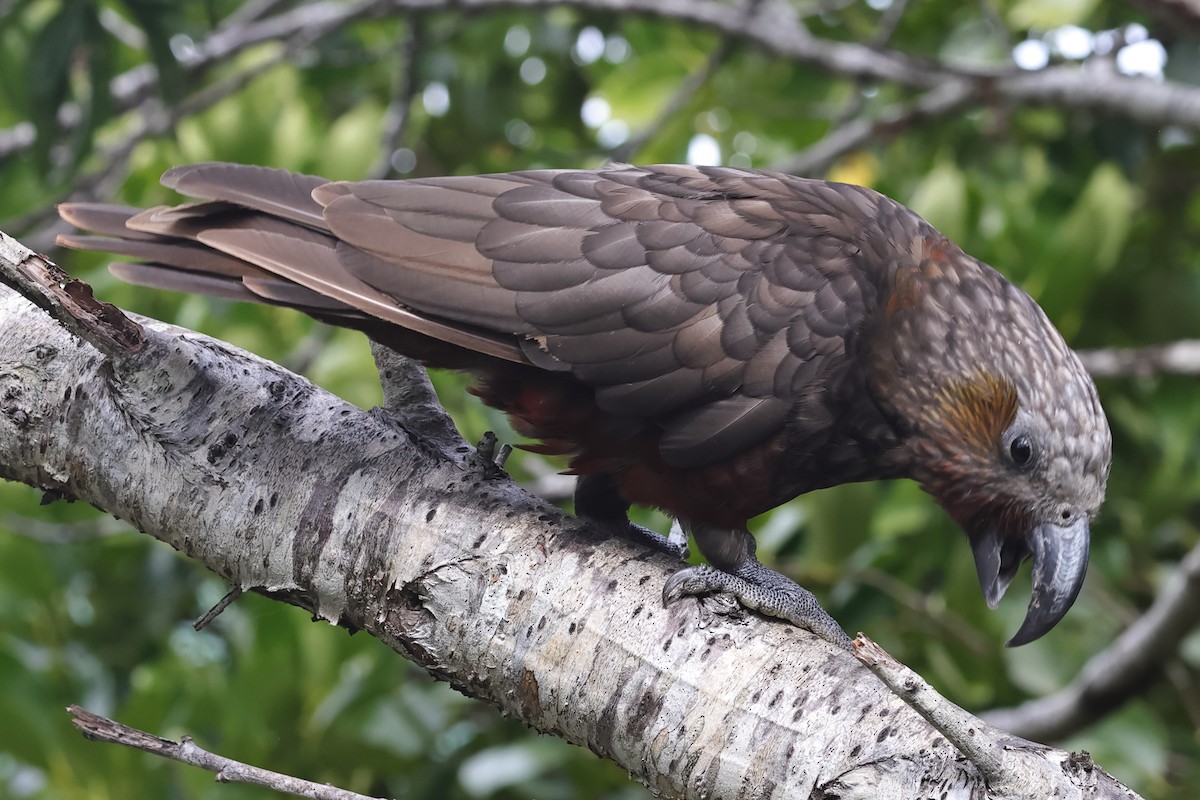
[856,0,912,106]
[609,38,735,162]
[608,0,766,162]
[193,586,245,631]
[854,635,1011,785]
[67,706,384,800]
[787,0,916,177]
[798,0,912,178]
[853,635,1139,798]
[777,81,974,175]
[369,17,423,179]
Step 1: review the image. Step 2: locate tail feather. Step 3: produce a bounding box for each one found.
[58,202,164,242]
[58,229,273,280]
[55,166,527,365]
[109,261,268,305]
[161,163,329,229]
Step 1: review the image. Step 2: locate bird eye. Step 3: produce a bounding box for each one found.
[1009,435,1036,469]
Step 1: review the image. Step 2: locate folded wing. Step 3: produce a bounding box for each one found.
[60,163,913,468]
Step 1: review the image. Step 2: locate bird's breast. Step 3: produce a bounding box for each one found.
[472,365,788,527]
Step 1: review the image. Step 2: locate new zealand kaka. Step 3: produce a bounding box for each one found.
[57,163,1112,649]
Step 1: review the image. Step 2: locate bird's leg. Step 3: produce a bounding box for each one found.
[574,473,688,559]
[663,523,852,650]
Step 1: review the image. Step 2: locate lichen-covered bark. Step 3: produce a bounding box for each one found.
[0,283,1138,800]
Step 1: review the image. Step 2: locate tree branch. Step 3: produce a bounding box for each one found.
[424,0,1200,128]
[0,0,388,163]
[1076,340,1200,378]
[68,706,383,800]
[765,7,900,179]
[855,637,1138,799]
[0,232,1140,799]
[775,81,975,176]
[608,36,734,163]
[0,231,144,358]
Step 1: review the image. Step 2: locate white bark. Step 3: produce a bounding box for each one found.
[0,231,1140,799]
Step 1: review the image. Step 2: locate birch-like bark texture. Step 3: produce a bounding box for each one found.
[0,237,1139,799]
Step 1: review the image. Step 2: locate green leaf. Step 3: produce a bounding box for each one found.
[907,160,970,242]
[1005,0,1099,30]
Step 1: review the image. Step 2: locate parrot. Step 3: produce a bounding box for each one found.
[57,162,1112,650]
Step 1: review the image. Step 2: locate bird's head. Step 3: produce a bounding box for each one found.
[868,242,1111,646]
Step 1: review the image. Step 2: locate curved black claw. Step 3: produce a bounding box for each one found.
[662,564,852,651]
[662,565,720,605]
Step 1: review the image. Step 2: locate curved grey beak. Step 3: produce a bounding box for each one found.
[970,518,1090,647]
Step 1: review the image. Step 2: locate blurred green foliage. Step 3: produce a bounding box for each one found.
[1,0,1198,798]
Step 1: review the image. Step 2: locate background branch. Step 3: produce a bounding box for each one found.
[0,0,386,165]
[606,0,766,162]
[69,707,383,800]
[369,16,423,179]
[10,0,1200,189]
[777,82,974,175]
[1077,340,1200,378]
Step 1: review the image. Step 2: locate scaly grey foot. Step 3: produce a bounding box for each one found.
[614,521,689,561]
[662,562,852,650]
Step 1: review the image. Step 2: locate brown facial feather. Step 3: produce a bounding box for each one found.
[906,371,1025,534]
[927,371,1018,460]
